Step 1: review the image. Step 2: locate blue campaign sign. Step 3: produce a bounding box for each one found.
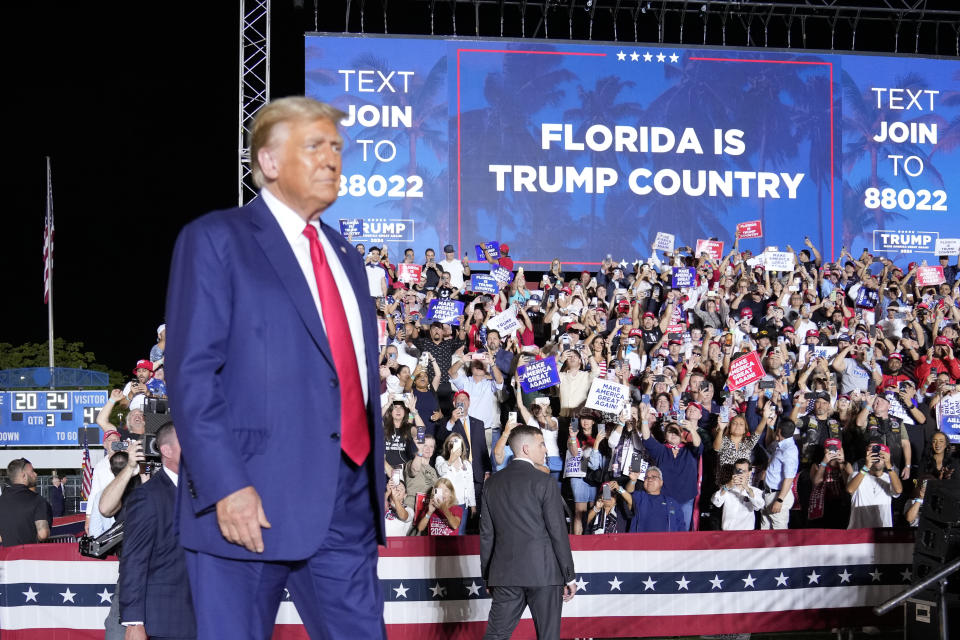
[491,267,514,285]
[517,356,561,393]
[470,274,500,294]
[937,393,960,444]
[855,286,880,309]
[0,390,108,446]
[475,241,500,261]
[425,299,464,325]
[672,267,696,288]
[339,218,362,238]
[306,35,960,269]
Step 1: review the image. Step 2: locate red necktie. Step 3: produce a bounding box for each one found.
[302,224,370,465]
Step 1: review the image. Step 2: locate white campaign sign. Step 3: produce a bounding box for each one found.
[486,307,522,335]
[584,379,631,415]
[764,251,796,272]
[653,232,675,252]
[934,238,960,256]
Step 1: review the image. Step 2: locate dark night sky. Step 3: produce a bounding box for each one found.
[5,1,954,375]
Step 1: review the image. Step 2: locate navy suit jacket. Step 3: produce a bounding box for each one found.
[165,197,386,561]
[119,469,196,638]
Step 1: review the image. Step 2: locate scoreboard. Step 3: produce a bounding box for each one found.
[0,390,107,446]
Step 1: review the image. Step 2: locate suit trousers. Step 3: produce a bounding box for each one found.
[184,454,386,640]
[483,585,563,640]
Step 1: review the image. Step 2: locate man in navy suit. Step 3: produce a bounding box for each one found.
[165,97,386,639]
[119,422,196,640]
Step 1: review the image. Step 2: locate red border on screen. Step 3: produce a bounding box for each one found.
[456,50,837,267]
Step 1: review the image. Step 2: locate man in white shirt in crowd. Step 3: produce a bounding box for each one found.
[761,420,799,530]
[438,243,470,291]
[449,349,504,451]
[365,246,388,297]
[711,458,764,530]
[846,442,902,528]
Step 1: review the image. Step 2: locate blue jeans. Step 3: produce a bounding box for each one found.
[677,498,695,531]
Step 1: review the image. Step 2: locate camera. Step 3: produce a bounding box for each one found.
[111,434,160,462]
[78,520,124,559]
[758,380,776,390]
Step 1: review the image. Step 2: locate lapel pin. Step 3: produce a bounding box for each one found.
[340,246,347,254]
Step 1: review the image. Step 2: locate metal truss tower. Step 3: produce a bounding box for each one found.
[239,0,271,205]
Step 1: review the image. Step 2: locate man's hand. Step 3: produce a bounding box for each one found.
[770,500,783,514]
[110,388,124,402]
[124,625,148,640]
[216,486,272,553]
[126,440,145,471]
[563,582,576,602]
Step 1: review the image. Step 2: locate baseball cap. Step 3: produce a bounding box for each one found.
[629,328,643,337]
[888,352,903,361]
[102,429,122,443]
[837,333,852,342]
[740,308,753,318]
[642,311,656,319]
[806,329,820,338]
[687,402,704,413]
[443,244,455,254]
[669,339,682,345]
[157,324,166,336]
[453,390,470,401]
[856,337,870,346]
[133,359,153,373]
[782,326,795,334]
[824,438,842,449]
[499,243,510,254]
[935,336,952,347]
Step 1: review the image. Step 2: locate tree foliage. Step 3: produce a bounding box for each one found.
[0,338,124,389]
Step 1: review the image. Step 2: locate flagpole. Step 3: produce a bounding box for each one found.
[46,156,55,388]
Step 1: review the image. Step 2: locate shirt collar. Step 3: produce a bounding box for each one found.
[163,466,179,487]
[514,457,537,466]
[260,187,319,243]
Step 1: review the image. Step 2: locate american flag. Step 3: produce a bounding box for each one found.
[43,157,54,304]
[80,431,93,501]
[0,529,910,639]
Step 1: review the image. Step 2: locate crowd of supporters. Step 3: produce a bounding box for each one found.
[370,238,960,536]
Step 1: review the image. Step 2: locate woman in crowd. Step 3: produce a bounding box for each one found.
[558,348,597,420]
[465,302,490,353]
[922,431,957,479]
[564,410,604,534]
[416,477,463,536]
[403,434,438,513]
[515,396,563,480]
[713,411,766,483]
[411,352,442,432]
[807,438,851,528]
[384,480,413,537]
[383,397,418,479]
[435,433,475,533]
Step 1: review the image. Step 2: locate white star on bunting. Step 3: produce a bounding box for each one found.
[616,50,626,61]
[838,569,852,584]
[709,575,724,590]
[807,571,821,585]
[656,52,666,62]
[630,51,640,62]
[466,582,482,597]
[900,568,912,582]
[98,588,113,604]
[676,576,690,591]
[669,52,679,63]
[429,582,446,598]
[574,577,589,592]
[774,572,789,587]
[643,51,653,62]
[23,586,39,603]
[869,568,882,582]
[608,576,623,591]
[59,588,76,603]
[642,576,657,591]
[742,574,756,589]
[393,583,409,599]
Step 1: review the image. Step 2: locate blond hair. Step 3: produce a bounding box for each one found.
[248,97,346,188]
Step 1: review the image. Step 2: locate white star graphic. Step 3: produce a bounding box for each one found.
[643,51,653,62]
[629,51,640,62]
[608,576,623,591]
[900,568,912,582]
[656,52,666,63]
[616,50,626,61]
[676,576,690,591]
[869,568,882,582]
[393,583,409,599]
[59,588,76,603]
[23,586,39,603]
[774,572,789,587]
[669,52,679,63]
[709,575,724,590]
[742,573,756,589]
[807,571,821,585]
[429,582,446,598]
[838,569,852,584]
[618,260,628,269]
[642,576,657,591]
[98,588,113,604]
[466,581,482,597]
[574,577,589,592]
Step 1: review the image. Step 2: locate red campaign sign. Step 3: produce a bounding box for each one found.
[397,263,422,284]
[378,318,388,346]
[736,220,763,239]
[695,239,724,261]
[916,265,946,287]
[727,351,766,391]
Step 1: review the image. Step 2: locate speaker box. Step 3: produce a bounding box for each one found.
[904,593,960,640]
[922,479,960,525]
[915,518,960,563]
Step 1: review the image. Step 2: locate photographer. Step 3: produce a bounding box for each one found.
[119,422,196,640]
[710,459,764,530]
[121,359,165,410]
[416,477,463,536]
[845,442,903,528]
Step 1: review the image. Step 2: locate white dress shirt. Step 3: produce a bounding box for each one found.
[261,188,368,402]
[711,485,765,530]
[86,455,117,536]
